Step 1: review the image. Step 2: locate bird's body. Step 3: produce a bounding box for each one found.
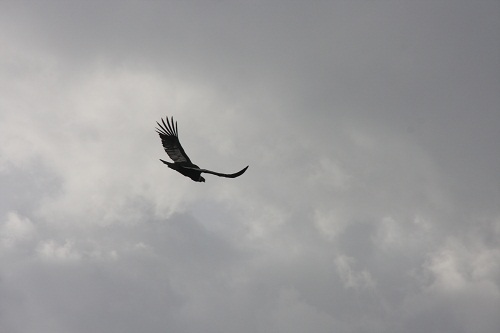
[159,160,204,182]
[156,116,248,182]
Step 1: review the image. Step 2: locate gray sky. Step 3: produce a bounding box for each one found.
[1,1,499,332]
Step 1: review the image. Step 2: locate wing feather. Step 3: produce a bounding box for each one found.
[156,116,192,164]
[184,166,249,178]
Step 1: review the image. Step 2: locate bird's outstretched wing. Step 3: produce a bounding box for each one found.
[184,165,249,178]
[156,116,192,164]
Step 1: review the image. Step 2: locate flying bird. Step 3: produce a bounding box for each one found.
[156,116,248,182]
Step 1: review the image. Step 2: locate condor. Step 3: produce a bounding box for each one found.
[156,116,248,182]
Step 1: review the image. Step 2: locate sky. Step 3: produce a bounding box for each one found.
[1,1,499,332]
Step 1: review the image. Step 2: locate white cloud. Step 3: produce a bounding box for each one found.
[424,237,500,294]
[0,212,35,249]
[335,255,376,290]
[36,239,81,262]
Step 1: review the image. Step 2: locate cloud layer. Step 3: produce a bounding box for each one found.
[1,1,499,332]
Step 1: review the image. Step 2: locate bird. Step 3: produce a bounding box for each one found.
[155,116,248,182]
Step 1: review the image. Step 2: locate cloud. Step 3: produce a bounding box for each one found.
[1,1,499,332]
[0,212,35,249]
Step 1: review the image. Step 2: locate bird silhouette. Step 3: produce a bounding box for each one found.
[156,116,248,182]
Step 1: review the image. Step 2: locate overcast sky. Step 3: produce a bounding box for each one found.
[1,1,499,332]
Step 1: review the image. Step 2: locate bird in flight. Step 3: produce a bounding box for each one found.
[156,116,248,182]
